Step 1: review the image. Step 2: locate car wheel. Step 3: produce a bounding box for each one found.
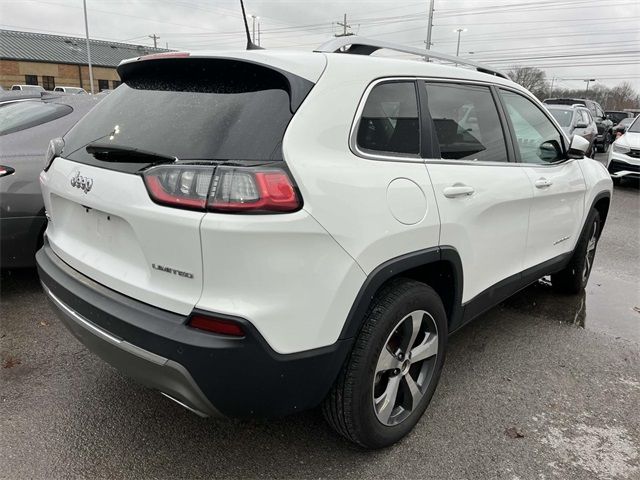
[552,209,601,294]
[322,278,447,449]
[595,142,604,153]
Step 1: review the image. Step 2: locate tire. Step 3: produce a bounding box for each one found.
[551,209,601,294]
[612,177,621,186]
[595,142,604,153]
[322,278,447,449]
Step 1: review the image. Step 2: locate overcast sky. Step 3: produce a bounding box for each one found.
[2,0,639,92]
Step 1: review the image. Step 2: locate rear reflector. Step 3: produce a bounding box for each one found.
[188,314,245,337]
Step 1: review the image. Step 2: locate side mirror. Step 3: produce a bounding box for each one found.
[575,122,588,129]
[568,134,590,159]
[538,140,562,162]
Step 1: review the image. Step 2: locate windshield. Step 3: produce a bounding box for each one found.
[628,117,640,133]
[63,59,310,173]
[548,108,573,127]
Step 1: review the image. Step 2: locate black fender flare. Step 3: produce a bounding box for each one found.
[338,246,464,340]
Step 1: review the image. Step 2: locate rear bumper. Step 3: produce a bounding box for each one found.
[37,241,351,418]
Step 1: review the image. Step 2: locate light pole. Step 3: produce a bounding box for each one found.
[251,15,258,44]
[584,78,596,97]
[454,28,467,57]
[82,0,94,94]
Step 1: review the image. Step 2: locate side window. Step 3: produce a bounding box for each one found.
[585,111,594,124]
[356,81,420,156]
[595,106,604,119]
[500,90,565,164]
[424,82,508,162]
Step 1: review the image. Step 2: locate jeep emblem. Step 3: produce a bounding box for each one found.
[70,171,93,193]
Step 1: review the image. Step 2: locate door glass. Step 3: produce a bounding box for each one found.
[356,81,420,156]
[501,90,565,164]
[424,82,508,162]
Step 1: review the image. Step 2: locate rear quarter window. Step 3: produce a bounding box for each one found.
[356,81,420,157]
[0,101,72,136]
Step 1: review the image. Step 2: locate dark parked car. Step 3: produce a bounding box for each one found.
[0,92,102,268]
[613,117,635,138]
[545,104,598,157]
[544,98,613,152]
[606,110,633,126]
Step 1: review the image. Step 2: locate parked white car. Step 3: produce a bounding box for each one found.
[53,86,87,94]
[607,116,640,183]
[10,84,45,92]
[37,37,612,449]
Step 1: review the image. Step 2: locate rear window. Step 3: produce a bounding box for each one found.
[62,58,311,173]
[0,100,72,136]
[548,108,573,127]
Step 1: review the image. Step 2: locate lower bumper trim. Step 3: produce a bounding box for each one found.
[42,282,221,418]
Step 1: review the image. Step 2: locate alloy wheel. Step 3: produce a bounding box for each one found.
[372,310,439,426]
[582,219,598,283]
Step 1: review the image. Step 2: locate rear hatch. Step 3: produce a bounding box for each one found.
[41,54,318,314]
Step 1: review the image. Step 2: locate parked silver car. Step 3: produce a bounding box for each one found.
[0,92,102,268]
[545,104,598,157]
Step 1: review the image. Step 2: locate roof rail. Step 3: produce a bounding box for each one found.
[314,36,509,80]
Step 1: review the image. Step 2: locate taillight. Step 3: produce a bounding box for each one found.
[0,166,15,178]
[44,137,64,171]
[188,314,245,337]
[142,164,301,213]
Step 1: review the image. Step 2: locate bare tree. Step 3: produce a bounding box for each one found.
[608,82,640,110]
[507,66,548,99]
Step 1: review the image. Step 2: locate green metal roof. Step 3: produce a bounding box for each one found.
[0,29,169,68]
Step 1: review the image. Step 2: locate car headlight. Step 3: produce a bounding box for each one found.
[44,137,64,171]
[612,143,630,154]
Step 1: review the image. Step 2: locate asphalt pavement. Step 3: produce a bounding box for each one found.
[1,153,639,480]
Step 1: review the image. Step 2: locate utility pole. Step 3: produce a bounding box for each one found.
[584,78,596,98]
[454,28,467,57]
[257,20,261,46]
[549,77,556,98]
[335,14,353,37]
[82,0,94,95]
[148,33,160,48]
[425,0,434,50]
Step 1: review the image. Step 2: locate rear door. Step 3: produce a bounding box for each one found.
[422,81,533,304]
[41,56,317,315]
[498,88,586,270]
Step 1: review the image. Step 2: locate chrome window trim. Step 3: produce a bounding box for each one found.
[349,77,424,164]
[349,76,576,168]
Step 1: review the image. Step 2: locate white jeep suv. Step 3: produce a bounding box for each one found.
[37,37,612,449]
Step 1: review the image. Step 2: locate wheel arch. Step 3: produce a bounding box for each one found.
[592,193,610,230]
[338,246,464,340]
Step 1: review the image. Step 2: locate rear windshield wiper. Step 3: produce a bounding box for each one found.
[86,143,178,164]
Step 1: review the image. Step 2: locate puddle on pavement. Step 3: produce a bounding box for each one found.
[502,271,640,344]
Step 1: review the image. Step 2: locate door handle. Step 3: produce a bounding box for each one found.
[443,184,475,198]
[535,178,553,189]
